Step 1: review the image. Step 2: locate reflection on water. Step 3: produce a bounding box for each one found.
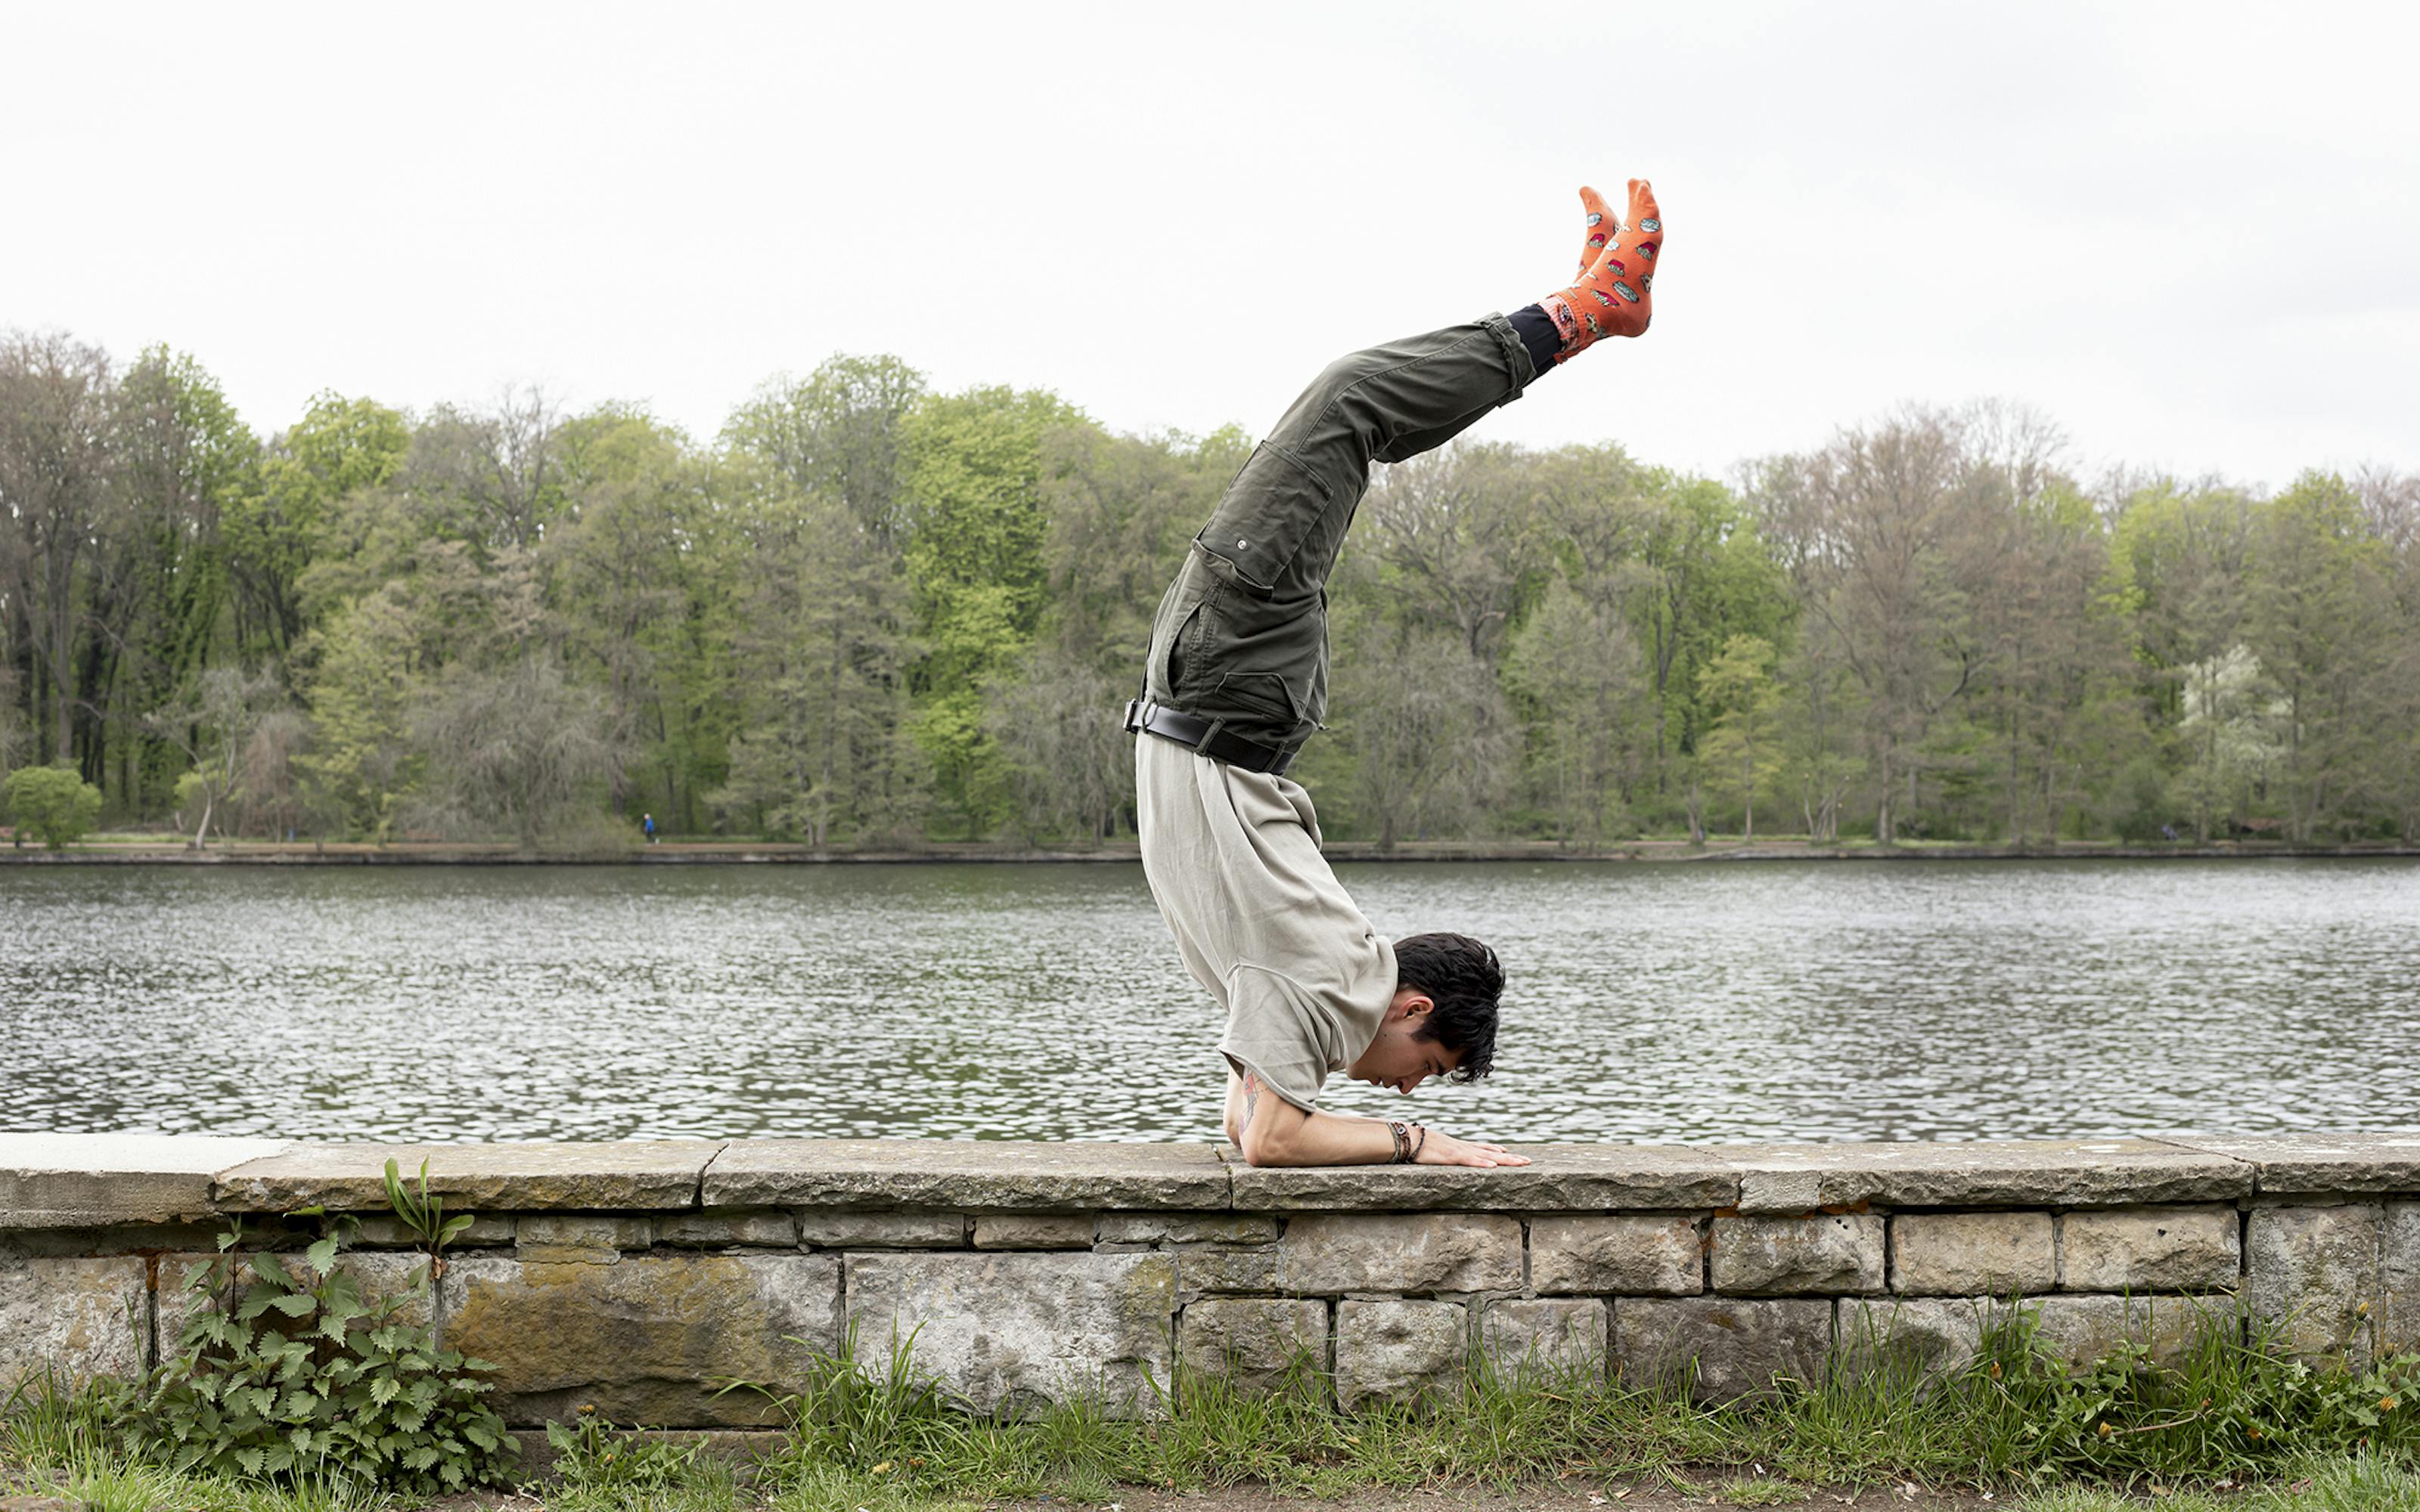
[2,859,2414,1143]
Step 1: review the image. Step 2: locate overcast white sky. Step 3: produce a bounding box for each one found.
[5,1,2413,494]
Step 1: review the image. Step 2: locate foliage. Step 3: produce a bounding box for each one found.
[2,764,103,847]
[541,1403,706,1495]
[5,324,2416,847]
[114,1160,515,1495]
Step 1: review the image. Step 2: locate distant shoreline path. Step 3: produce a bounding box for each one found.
[5,839,2416,866]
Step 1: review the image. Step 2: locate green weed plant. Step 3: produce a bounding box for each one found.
[112,1157,517,1495]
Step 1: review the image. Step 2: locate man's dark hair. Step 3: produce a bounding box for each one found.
[1394,931,1501,1083]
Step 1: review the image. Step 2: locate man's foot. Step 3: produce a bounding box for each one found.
[1540,178,1663,360]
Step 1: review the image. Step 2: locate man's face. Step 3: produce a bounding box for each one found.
[1343,990,1460,1095]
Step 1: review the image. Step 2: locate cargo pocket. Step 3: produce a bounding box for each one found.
[1215,670,1303,728]
[1195,442,1327,595]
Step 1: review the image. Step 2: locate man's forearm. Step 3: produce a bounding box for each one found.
[1233,1068,1400,1167]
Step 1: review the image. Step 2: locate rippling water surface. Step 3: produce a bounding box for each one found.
[2,859,2414,1143]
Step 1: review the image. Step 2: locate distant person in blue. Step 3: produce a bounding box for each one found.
[642,812,657,845]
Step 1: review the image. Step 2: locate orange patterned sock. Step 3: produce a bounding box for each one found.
[1540,178,1663,361]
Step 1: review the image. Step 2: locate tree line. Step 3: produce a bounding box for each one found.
[2,328,2415,850]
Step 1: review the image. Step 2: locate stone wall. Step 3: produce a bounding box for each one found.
[5,1132,2416,1426]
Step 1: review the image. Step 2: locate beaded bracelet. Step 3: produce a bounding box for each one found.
[1388,1120,1411,1163]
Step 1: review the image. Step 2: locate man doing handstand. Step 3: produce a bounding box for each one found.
[1128,179,1666,1169]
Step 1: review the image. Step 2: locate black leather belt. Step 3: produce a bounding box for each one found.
[1124,698,1298,776]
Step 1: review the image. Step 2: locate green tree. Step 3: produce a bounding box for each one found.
[1696,634,1785,838]
[899,384,1082,833]
[1503,576,1653,844]
[3,764,104,848]
[2169,644,2286,841]
[227,392,408,656]
[721,354,926,548]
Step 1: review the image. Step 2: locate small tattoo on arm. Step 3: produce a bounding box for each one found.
[1240,1073,1260,1137]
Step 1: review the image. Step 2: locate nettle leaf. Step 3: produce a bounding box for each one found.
[270,1291,318,1318]
[371,1376,402,1408]
[403,1444,439,1472]
[250,1252,295,1289]
[235,1446,264,1476]
[305,1236,340,1276]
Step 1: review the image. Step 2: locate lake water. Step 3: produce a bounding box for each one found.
[2,860,2414,1145]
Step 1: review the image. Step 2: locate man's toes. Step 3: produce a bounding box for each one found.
[1628,178,1662,235]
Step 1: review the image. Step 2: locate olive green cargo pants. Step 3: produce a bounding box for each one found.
[1142,312,1540,752]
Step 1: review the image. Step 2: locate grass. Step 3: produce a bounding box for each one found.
[7,1306,2418,1510]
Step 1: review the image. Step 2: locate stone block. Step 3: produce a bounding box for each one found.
[2382,1203,2420,1353]
[350,1212,516,1247]
[1838,1297,1987,1387]
[705,1139,1227,1211]
[1481,1299,1606,1382]
[973,1214,1096,1249]
[2247,1204,2382,1367]
[1529,1215,1702,1296]
[1335,1299,1464,1411]
[844,1250,1175,1418]
[1715,1139,2250,1209]
[1180,1298,1326,1390]
[658,1208,797,1248]
[0,1134,293,1228]
[1228,1144,1738,1213]
[517,1213,653,1256]
[1712,1213,1885,1295]
[157,1250,434,1348]
[2013,1294,2238,1374]
[2159,1133,2420,1196]
[1613,1297,1831,1404]
[797,1210,965,1248]
[440,1253,839,1427]
[0,1254,145,1391]
[215,1140,721,1213]
[1099,1213,1280,1246]
[2061,1206,2239,1291]
[1890,1212,2054,1295]
[1278,1213,1522,1294]
[1177,1244,1283,1295]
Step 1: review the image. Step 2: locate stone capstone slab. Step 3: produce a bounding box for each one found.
[659,1209,797,1248]
[797,1211,966,1248]
[1889,1212,2054,1295]
[2160,1133,2420,1195]
[2247,1204,2382,1367]
[973,1214,1097,1250]
[2014,1294,2238,1374]
[1227,1145,1738,1213]
[157,1250,435,1349]
[1335,1299,1464,1411]
[2061,1206,2240,1291]
[1099,1213,1280,1247]
[1715,1139,2251,1209]
[214,1141,722,1213]
[439,1253,839,1427]
[843,1250,1176,1418]
[1277,1213,1522,1294]
[1529,1214,1702,1297]
[1179,1297,1326,1391]
[1481,1298,1607,1380]
[1712,1213,1885,1296]
[0,1254,145,1391]
[1614,1297,1831,1405]
[0,1134,293,1228]
[1838,1297,1988,1387]
[706,1140,1227,1211]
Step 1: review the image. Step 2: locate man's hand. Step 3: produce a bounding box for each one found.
[1413,1128,1531,1168]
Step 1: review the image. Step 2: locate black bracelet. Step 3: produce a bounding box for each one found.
[1410,1124,1428,1162]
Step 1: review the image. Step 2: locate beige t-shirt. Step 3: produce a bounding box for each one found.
[1134,730,1395,1114]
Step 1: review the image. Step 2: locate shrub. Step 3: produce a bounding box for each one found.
[2,764,102,848]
